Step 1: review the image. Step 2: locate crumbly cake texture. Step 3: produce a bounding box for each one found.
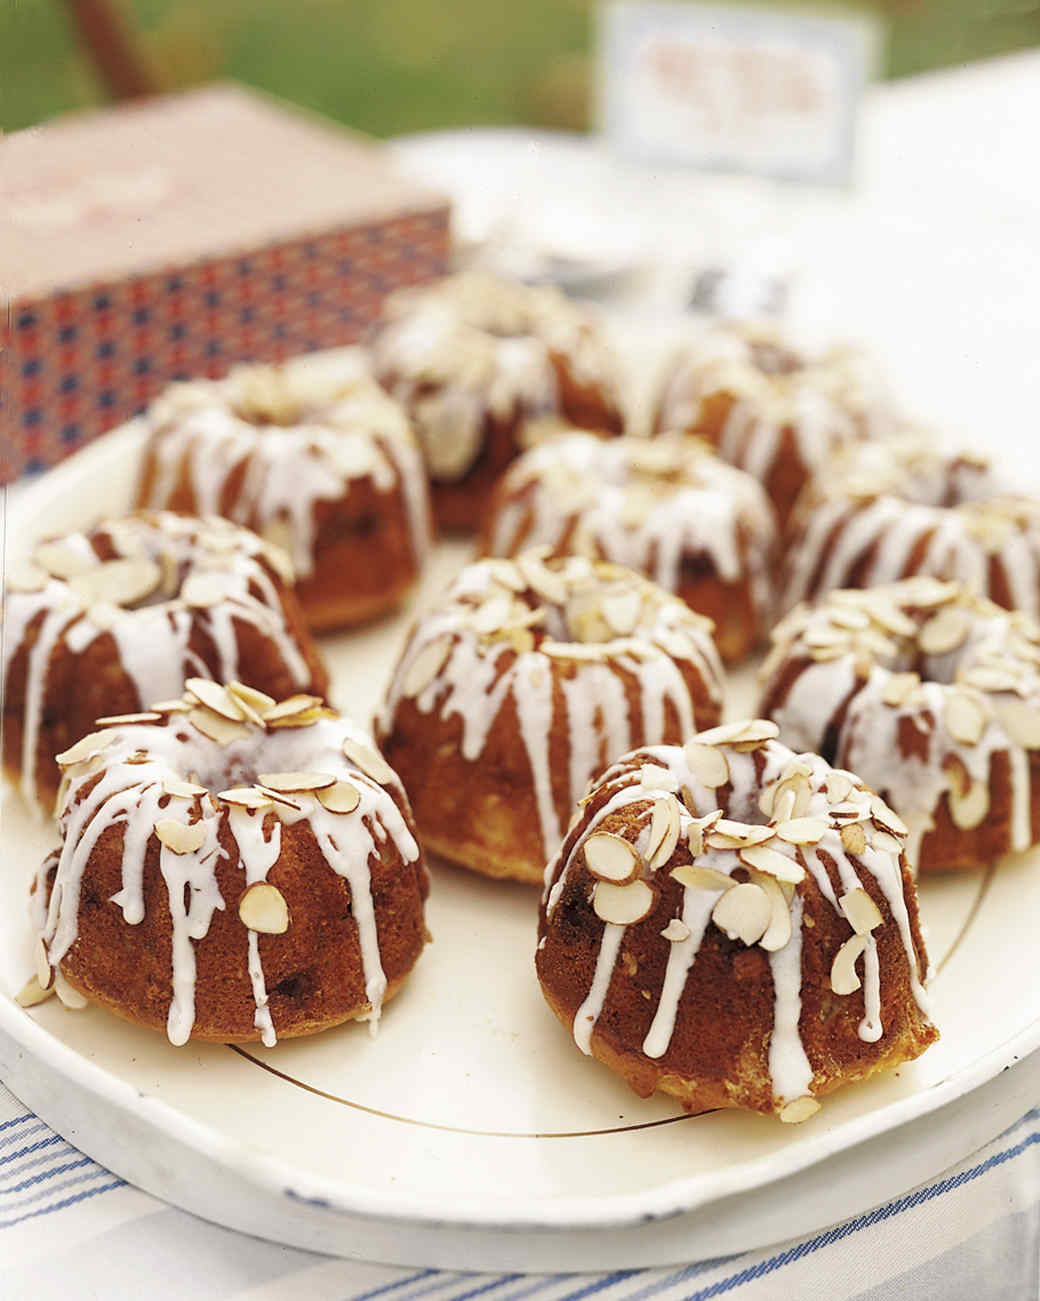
[137,352,432,631]
[479,430,777,663]
[537,722,937,1121]
[370,273,625,531]
[19,683,429,1045]
[782,435,1040,616]
[2,511,327,812]
[652,322,890,527]
[761,578,1040,874]
[377,550,725,883]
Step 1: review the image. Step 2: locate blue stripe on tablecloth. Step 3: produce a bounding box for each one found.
[2,1155,95,1196]
[1,1146,82,1184]
[0,1121,49,1153]
[2,1167,124,1215]
[0,1178,126,1230]
[0,1112,33,1134]
[0,1133,63,1166]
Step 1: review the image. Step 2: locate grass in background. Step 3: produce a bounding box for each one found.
[2,0,1039,135]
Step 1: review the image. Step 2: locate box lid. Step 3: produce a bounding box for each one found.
[0,83,449,302]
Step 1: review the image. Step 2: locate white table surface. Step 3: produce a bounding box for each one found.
[6,48,1040,1300]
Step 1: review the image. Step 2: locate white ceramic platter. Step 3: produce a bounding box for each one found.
[3,420,1040,1271]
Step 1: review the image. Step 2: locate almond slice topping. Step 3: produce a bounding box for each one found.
[263,694,325,723]
[150,698,192,714]
[779,1096,820,1124]
[711,881,771,946]
[839,888,883,934]
[840,821,868,854]
[602,590,642,636]
[35,939,54,991]
[684,741,730,789]
[55,730,117,767]
[593,878,656,925]
[639,763,677,790]
[228,681,277,724]
[34,540,97,579]
[15,977,56,1008]
[7,562,50,593]
[254,786,303,811]
[403,635,454,696]
[671,863,734,892]
[518,552,567,605]
[738,842,805,884]
[949,777,989,828]
[95,712,162,726]
[706,822,774,849]
[991,699,1040,748]
[645,797,682,871]
[69,557,161,607]
[219,787,274,810]
[831,933,868,995]
[695,719,779,747]
[753,871,792,952]
[881,672,921,708]
[584,833,641,884]
[342,738,395,785]
[154,818,207,854]
[944,689,988,744]
[181,571,232,609]
[317,781,362,814]
[163,777,208,799]
[774,817,828,846]
[54,973,89,1010]
[188,708,252,746]
[919,606,970,656]
[870,795,909,836]
[257,771,337,794]
[661,918,691,942]
[238,882,290,934]
[185,678,247,722]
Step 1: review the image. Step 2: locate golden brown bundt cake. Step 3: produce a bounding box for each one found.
[781,434,1040,616]
[369,272,625,532]
[760,578,1040,874]
[136,352,432,630]
[377,551,724,884]
[537,722,937,1121]
[479,430,777,663]
[2,511,326,812]
[651,321,889,526]
[22,684,429,1043]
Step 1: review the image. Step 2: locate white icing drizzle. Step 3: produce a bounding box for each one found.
[34,707,420,1045]
[380,554,724,863]
[485,431,776,634]
[763,580,1040,871]
[543,735,934,1110]
[370,273,620,481]
[2,513,316,806]
[142,360,431,578]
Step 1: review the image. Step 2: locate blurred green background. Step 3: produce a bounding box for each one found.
[3,0,1039,136]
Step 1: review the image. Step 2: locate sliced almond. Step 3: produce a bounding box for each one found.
[34,539,96,579]
[219,787,274,810]
[602,590,642,636]
[707,822,775,849]
[150,698,192,714]
[774,817,828,846]
[961,666,1020,693]
[518,552,567,605]
[839,888,883,934]
[919,606,970,656]
[696,719,779,747]
[831,933,868,995]
[266,706,333,730]
[482,558,526,592]
[949,778,989,829]
[661,918,691,942]
[342,738,396,785]
[684,741,730,789]
[779,1096,820,1124]
[645,797,682,871]
[8,562,51,592]
[94,712,162,726]
[870,795,909,837]
[15,977,56,1008]
[738,842,805,885]
[881,672,921,708]
[69,557,161,608]
[185,678,246,722]
[163,777,208,799]
[238,882,290,934]
[711,881,772,946]
[262,694,325,723]
[585,833,641,884]
[945,689,988,744]
[671,863,734,892]
[639,763,678,791]
[228,681,277,724]
[991,699,1040,748]
[189,708,251,746]
[55,730,116,767]
[317,780,362,814]
[35,939,54,990]
[840,821,868,855]
[54,973,88,1010]
[403,635,454,696]
[257,770,337,794]
[154,818,207,854]
[181,571,232,609]
[593,878,656,925]
[870,829,903,856]
[255,786,303,811]
[754,871,793,952]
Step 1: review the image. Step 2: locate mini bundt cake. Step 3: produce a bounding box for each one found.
[537,722,937,1121]
[479,430,776,663]
[760,578,1040,873]
[22,684,428,1044]
[369,272,625,531]
[781,436,1039,615]
[137,351,432,630]
[377,551,724,883]
[651,322,889,526]
[2,512,326,811]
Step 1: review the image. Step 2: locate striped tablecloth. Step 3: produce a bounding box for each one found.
[3,1077,1038,1300]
